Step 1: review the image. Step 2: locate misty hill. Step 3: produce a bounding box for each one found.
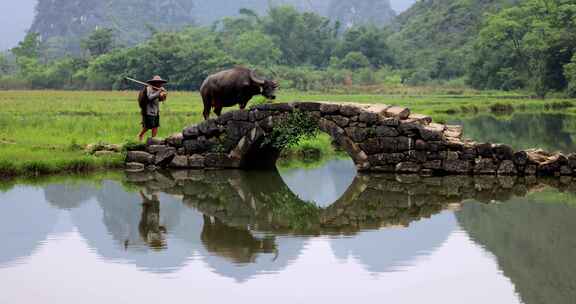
[30,0,196,54]
[194,0,396,28]
[29,0,397,55]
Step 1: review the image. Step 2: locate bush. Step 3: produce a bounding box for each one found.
[262,110,319,150]
[339,52,371,70]
[353,68,377,85]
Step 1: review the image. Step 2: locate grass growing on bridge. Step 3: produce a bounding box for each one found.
[0,90,574,177]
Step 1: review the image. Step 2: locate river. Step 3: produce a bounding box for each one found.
[1,112,576,303]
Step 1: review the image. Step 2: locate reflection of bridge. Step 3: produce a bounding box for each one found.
[2,170,576,291]
[128,169,576,235]
[126,102,576,176]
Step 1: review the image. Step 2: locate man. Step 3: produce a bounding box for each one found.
[137,75,168,141]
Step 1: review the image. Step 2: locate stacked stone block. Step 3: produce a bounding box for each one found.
[126,101,576,176]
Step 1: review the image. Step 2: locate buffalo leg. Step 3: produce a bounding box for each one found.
[203,107,210,120]
[202,95,212,120]
[239,99,249,110]
[214,106,223,116]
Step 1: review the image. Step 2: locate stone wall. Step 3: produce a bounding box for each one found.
[126,101,576,176]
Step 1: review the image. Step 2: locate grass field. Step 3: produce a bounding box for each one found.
[1,89,574,177]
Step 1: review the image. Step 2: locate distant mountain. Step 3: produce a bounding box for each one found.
[193,0,396,28]
[28,0,397,55]
[387,0,518,80]
[29,0,196,54]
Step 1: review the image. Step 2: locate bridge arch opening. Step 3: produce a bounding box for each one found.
[232,113,367,172]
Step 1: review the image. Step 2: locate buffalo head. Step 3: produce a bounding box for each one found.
[250,70,279,100]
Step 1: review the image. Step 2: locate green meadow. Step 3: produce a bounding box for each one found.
[1,89,575,177]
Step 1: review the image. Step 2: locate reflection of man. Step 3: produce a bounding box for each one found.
[139,190,166,250]
[200,216,277,263]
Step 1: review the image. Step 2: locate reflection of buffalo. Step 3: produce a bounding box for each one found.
[201,216,276,264]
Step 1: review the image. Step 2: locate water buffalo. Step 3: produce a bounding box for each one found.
[200,67,278,120]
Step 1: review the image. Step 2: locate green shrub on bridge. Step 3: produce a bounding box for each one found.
[263,110,319,150]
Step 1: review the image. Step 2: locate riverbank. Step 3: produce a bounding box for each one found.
[1,90,575,178]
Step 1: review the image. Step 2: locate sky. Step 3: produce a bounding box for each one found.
[0,0,37,50]
[0,0,417,51]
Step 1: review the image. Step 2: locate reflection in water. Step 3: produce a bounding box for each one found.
[138,191,166,250]
[330,211,456,273]
[201,216,277,264]
[459,113,576,153]
[44,184,98,210]
[457,197,576,304]
[0,188,59,268]
[1,156,576,302]
[279,157,357,207]
[70,181,195,273]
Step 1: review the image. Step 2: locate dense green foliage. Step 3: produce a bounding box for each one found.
[567,54,576,97]
[2,6,398,91]
[387,0,516,84]
[262,110,320,150]
[468,0,576,96]
[81,28,116,58]
[3,1,576,96]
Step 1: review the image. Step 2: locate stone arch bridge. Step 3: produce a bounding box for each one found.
[126,102,576,176]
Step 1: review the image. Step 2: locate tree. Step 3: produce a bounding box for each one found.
[11,32,42,59]
[339,52,370,70]
[566,54,576,97]
[468,0,576,96]
[231,31,281,66]
[261,6,339,67]
[81,28,115,57]
[0,54,10,73]
[87,28,236,90]
[337,26,394,68]
[11,32,44,78]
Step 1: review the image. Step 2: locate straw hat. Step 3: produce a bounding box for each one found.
[146,75,168,84]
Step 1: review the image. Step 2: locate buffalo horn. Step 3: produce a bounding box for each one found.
[250,70,265,85]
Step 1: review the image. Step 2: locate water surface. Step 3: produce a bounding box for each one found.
[1,113,576,303]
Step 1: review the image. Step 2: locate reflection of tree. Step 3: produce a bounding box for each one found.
[459,113,576,152]
[457,197,576,304]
